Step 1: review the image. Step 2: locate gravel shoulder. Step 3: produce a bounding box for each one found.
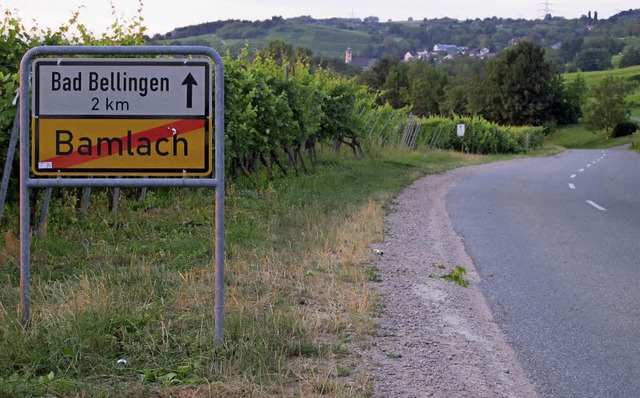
[364,163,537,397]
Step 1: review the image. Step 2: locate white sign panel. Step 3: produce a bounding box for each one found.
[33,58,210,117]
[456,123,466,137]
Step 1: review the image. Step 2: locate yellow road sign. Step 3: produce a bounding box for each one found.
[33,118,212,176]
[32,58,213,176]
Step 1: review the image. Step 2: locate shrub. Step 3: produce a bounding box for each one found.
[627,74,640,83]
[611,120,639,138]
[632,132,640,150]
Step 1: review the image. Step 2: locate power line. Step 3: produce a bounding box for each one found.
[540,0,553,18]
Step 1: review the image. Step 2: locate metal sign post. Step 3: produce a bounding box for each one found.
[19,45,225,345]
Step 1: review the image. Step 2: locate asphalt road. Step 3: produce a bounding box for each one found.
[447,147,640,397]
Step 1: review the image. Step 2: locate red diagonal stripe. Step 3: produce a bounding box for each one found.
[43,119,204,169]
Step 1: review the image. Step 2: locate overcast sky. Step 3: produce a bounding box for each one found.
[3,0,639,36]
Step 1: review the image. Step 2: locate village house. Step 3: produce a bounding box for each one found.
[433,44,460,54]
[508,36,529,46]
[468,48,494,58]
[404,49,431,62]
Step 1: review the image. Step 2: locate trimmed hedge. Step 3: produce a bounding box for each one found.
[417,116,544,154]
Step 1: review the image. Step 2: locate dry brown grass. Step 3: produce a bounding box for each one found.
[1,229,19,267]
[154,198,384,396]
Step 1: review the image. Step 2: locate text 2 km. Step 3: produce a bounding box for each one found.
[91,97,130,112]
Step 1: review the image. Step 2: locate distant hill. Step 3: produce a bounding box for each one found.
[147,17,373,58]
[146,9,640,64]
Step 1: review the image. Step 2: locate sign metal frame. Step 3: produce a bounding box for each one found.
[19,46,225,345]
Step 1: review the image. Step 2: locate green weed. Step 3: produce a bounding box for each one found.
[441,266,469,288]
[365,266,382,282]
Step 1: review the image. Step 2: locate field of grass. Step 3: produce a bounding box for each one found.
[546,124,635,149]
[564,64,640,86]
[1,145,515,396]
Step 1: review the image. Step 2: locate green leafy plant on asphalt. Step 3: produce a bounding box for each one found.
[441,265,469,288]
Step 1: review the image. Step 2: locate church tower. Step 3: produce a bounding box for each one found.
[345,47,353,64]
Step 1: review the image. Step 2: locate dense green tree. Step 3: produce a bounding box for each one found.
[626,19,640,36]
[547,73,587,125]
[619,46,640,68]
[260,39,315,66]
[582,76,633,138]
[379,36,405,57]
[442,80,472,116]
[295,46,313,62]
[560,35,584,63]
[312,55,362,77]
[405,26,432,47]
[575,36,623,72]
[545,47,565,70]
[261,39,295,64]
[357,56,402,94]
[469,41,566,126]
[585,36,624,53]
[436,56,484,78]
[381,61,410,108]
[576,47,612,71]
[432,57,483,117]
[364,16,380,24]
[216,21,265,39]
[406,60,448,117]
[386,23,404,34]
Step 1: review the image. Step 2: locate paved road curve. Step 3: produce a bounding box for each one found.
[447,147,640,397]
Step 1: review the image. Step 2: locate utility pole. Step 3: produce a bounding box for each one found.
[540,0,553,19]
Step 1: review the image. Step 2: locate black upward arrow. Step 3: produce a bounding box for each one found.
[182,73,198,109]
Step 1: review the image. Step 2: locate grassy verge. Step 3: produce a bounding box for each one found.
[0,146,549,396]
[546,124,635,149]
[631,134,640,152]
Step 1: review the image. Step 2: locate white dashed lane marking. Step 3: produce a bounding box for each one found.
[586,200,607,211]
[567,151,608,211]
